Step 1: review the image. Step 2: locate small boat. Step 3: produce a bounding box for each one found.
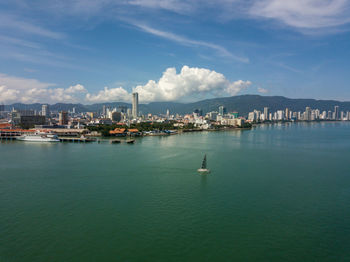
[126,139,135,144]
[197,154,210,174]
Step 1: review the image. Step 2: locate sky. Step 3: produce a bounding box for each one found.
[0,0,350,104]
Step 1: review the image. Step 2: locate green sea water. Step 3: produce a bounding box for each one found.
[1,122,350,261]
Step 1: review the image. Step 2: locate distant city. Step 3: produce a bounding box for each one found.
[0,93,349,140]
[247,105,348,122]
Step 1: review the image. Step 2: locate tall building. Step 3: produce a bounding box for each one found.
[42,104,50,118]
[334,106,339,120]
[0,104,4,112]
[102,105,107,117]
[263,107,269,121]
[132,92,139,118]
[219,106,224,115]
[285,108,289,120]
[59,111,68,125]
[304,107,311,121]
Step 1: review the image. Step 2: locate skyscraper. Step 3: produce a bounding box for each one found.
[285,108,289,120]
[0,104,4,112]
[102,105,106,117]
[334,106,339,120]
[264,107,269,121]
[42,104,49,118]
[132,92,139,118]
[304,107,311,121]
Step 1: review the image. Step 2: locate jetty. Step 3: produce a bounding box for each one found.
[58,137,96,143]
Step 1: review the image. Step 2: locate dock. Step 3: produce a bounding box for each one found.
[58,137,96,143]
[109,139,135,144]
[0,136,18,141]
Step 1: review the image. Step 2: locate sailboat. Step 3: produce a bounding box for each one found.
[198,154,210,174]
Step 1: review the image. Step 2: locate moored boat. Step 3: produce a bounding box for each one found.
[17,131,60,142]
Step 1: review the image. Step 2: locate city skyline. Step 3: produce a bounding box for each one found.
[1,1,350,104]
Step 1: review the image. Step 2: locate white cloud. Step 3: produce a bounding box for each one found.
[85,87,131,103]
[133,66,251,102]
[249,0,350,29]
[0,67,251,104]
[225,80,252,96]
[0,73,55,91]
[257,87,268,94]
[66,84,87,93]
[0,73,86,104]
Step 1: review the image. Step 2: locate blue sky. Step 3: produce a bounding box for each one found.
[0,0,350,104]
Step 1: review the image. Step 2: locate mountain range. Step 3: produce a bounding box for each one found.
[4,95,350,117]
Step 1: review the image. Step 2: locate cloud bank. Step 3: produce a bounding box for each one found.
[0,66,252,104]
[0,73,87,104]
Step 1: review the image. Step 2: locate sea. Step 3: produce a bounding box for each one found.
[1,122,350,261]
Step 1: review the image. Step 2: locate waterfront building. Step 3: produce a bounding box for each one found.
[315,109,320,119]
[304,107,311,121]
[59,111,69,125]
[20,115,46,128]
[327,110,332,120]
[285,108,289,120]
[263,107,269,121]
[277,110,284,121]
[248,112,256,121]
[132,92,139,119]
[334,106,340,120]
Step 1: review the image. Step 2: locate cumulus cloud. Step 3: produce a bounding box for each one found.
[132,66,251,102]
[0,73,87,104]
[0,66,251,104]
[85,87,131,103]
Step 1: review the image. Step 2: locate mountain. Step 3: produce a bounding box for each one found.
[4,95,350,116]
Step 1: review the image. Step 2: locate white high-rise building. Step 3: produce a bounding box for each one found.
[132,92,139,118]
[264,107,269,121]
[42,104,50,118]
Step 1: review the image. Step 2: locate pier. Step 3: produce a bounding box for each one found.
[58,137,96,143]
[110,139,135,144]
